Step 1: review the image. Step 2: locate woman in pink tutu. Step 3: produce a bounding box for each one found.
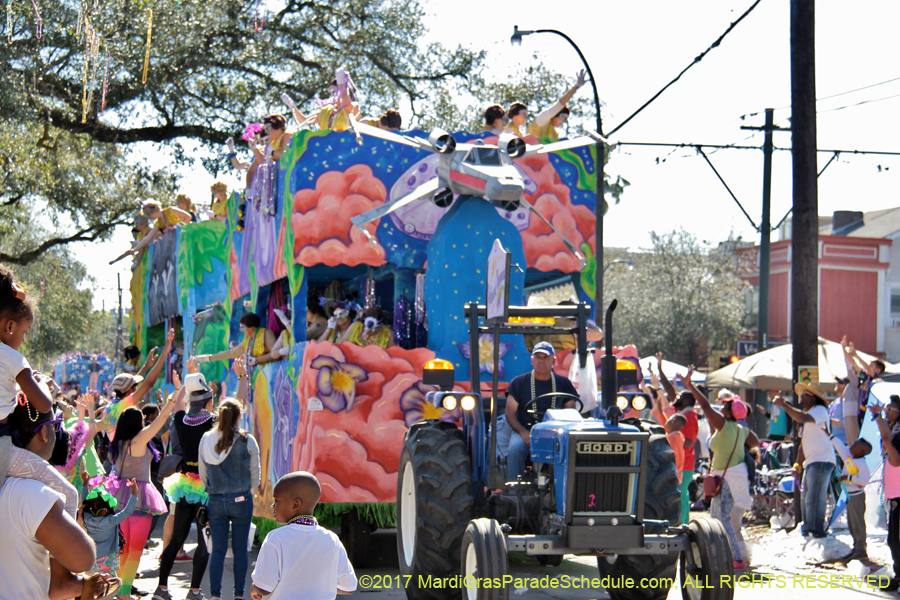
[108,394,174,599]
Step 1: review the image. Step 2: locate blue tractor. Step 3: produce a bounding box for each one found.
[396,301,735,600]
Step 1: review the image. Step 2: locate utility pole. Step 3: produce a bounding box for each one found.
[790,0,818,530]
[791,1,819,396]
[742,108,789,434]
[115,273,123,373]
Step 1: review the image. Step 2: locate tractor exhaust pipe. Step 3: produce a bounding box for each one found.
[601,300,618,418]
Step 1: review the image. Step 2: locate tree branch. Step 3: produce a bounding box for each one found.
[0,220,130,266]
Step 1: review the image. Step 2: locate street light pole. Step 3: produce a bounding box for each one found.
[512,26,604,316]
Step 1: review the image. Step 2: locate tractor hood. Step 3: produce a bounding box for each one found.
[530,409,643,465]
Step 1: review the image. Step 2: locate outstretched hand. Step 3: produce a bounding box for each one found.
[234,355,247,378]
[574,69,587,88]
[164,328,175,349]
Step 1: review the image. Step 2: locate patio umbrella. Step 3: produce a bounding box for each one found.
[639,357,706,385]
[705,337,898,392]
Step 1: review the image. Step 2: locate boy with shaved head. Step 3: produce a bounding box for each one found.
[251,472,357,600]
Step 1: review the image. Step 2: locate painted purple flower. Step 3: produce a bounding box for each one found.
[272,366,295,480]
[399,381,462,427]
[457,334,513,378]
[310,355,368,412]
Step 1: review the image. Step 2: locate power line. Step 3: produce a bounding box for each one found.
[617,141,900,157]
[735,75,900,120]
[816,75,900,102]
[606,0,764,137]
[818,91,900,113]
[695,146,759,231]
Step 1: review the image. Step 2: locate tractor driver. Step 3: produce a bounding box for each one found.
[505,341,579,480]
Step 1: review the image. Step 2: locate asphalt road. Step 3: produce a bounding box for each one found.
[146,527,892,600]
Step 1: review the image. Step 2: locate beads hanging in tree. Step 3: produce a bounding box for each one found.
[100,43,109,113]
[254,0,267,32]
[142,8,152,85]
[29,0,40,39]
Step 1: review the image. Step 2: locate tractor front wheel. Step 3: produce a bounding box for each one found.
[679,518,734,600]
[461,518,509,600]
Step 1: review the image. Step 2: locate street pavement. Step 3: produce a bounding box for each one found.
[139,517,897,600]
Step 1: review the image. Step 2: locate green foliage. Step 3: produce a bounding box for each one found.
[0,249,98,371]
[0,120,176,265]
[3,0,482,144]
[1,0,483,265]
[605,231,749,366]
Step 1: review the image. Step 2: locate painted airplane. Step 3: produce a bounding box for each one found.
[347,120,605,268]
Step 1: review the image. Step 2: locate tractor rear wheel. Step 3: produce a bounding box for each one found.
[397,421,474,600]
[597,434,681,600]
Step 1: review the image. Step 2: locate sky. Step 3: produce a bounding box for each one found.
[75,0,900,309]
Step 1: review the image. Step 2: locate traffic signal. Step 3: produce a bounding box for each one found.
[718,354,740,368]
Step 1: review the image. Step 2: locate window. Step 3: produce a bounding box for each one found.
[891,288,900,318]
[463,148,502,166]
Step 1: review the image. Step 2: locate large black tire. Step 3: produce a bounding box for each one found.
[339,509,370,568]
[679,518,734,600]
[460,518,509,600]
[597,434,681,600]
[397,421,474,600]
[537,554,563,567]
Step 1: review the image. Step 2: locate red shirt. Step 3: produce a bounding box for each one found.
[680,409,699,471]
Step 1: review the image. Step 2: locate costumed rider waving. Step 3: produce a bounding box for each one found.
[504,341,579,480]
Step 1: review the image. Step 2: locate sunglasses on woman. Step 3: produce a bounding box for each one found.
[33,417,63,434]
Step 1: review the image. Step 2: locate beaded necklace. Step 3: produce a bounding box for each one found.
[530,371,557,409]
[287,514,317,526]
[183,410,214,427]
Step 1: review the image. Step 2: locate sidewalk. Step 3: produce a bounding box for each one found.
[133,519,259,600]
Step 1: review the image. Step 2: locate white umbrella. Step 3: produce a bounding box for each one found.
[705,337,898,392]
[639,356,706,385]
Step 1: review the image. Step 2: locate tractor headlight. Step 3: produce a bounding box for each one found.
[442,395,457,411]
[631,395,647,411]
[616,395,630,411]
[461,395,477,411]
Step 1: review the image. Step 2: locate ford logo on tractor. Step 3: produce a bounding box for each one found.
[576,441,633,454]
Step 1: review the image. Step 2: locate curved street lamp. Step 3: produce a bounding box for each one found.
[603,258,634,275]
[511,25,606,315]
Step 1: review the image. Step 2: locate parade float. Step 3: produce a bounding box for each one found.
[54,353,116,396]
[128,126,603,560]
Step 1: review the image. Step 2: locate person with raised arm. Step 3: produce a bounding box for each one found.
[841,335,886,444]
[527,70,587,141]
[107,385,176,599]
[195,313,276,365]
[773,381,836,540]
[682,367,757,572]
[658,352,699,524]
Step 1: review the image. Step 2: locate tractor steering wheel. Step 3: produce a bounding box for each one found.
[523,392,583,423]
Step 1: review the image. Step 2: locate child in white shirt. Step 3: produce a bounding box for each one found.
[831,435,872,560]
[0,266,78,517]
[251,471,357,600]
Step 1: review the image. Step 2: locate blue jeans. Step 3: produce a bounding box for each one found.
[507,432,530,481]
[801,462,834,537]
[207,491,254,598]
